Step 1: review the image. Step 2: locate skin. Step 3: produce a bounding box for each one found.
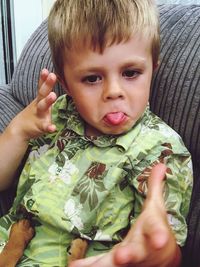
[63,34,153,136]
[0,69,57,190]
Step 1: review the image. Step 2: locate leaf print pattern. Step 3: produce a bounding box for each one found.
[72,162,107,211]
[159,143,173,158]
[14,255,40,267]
[64,199,84,230]
[86,162,106,179]
[94,229,112,241]
[56,130,89,159]
[0,214,16,231]
[0,95,193,265]
[136,143,174,195]
[29,144,49,161]
[48,154,78,184]
[137,159,167,195]
[12,176,36,213]
[143,111,160,130]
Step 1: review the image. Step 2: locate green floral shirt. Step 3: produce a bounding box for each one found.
[0,95,193,266]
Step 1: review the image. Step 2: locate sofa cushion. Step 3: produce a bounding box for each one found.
[151,4,200,166]
[150,5,200,267]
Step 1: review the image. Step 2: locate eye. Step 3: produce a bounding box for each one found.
[122,69,140,79]
[82,75,102,84]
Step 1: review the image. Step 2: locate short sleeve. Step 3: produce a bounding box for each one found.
[164,154,193,246]
[129,153,193,247]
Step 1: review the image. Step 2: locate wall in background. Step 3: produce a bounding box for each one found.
[0,6,6,84]
[157,0,200,4]
[13,0,55,59]
[41,0,55,19]
[13,0,42,59]
[0,0,55,84]
[0,0,16,84]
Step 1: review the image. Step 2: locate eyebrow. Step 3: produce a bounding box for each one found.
[119,59,147,69]
[75,58,147,75]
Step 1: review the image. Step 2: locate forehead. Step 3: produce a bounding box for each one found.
[64,33,152,68]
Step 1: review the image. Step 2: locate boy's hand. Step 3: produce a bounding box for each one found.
[69,163,181,267]
[34,68,57,134]
[8,69,57,140]
[0,69,58,190]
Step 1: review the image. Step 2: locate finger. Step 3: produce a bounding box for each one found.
[69,254,105,267]
[113,242,147,265]
[37,92,57,114]
[148,226,169,249]
[37,72,57,102]
[38,68,49,89]
[147,163,167,201]
[42,122,57,133]
[87,252,116,267]
[142,214,169,250]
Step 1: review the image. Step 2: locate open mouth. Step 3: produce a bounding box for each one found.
[103,112,127,126]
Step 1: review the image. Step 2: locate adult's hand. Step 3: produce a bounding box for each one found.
[69,163,181,267]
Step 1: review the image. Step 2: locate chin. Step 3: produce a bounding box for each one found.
[88,122,134,136]
[102,126,132,136]
[102,120,136,136]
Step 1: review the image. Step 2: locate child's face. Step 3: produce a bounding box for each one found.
[63,34,153,136]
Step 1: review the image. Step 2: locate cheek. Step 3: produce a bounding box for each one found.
[72,88,100,108]
[130,84,150,102]
[73,97,94,117]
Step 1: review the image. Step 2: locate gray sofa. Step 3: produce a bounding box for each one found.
[0,4,199,267]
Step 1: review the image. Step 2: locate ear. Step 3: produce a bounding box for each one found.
[57,75,71,96]
[153,60,160,71]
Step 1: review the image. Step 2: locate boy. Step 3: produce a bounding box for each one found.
[0,0,192,266]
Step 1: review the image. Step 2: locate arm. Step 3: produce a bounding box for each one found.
[112,163,181,267]
[0,69,57,191]
[69,163,181,267]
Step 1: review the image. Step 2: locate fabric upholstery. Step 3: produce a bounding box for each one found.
[0,4,199,267]
[0,84,23,131]
[11,21,63,107]
[149,5,200,266]
[151,5,200,164]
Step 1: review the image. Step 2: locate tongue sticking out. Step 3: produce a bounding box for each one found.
[104,112,126,125]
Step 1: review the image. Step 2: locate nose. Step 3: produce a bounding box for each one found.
[102,79,124,101]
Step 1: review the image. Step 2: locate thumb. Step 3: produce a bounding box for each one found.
[146,163,167,202]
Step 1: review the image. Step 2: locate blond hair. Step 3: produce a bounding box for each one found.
[48,0,160,81]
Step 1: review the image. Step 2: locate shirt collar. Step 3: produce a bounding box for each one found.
[53,94,149,151]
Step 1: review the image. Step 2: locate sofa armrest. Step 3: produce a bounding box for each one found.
[0,84,25,216]
[0,84,24,132]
